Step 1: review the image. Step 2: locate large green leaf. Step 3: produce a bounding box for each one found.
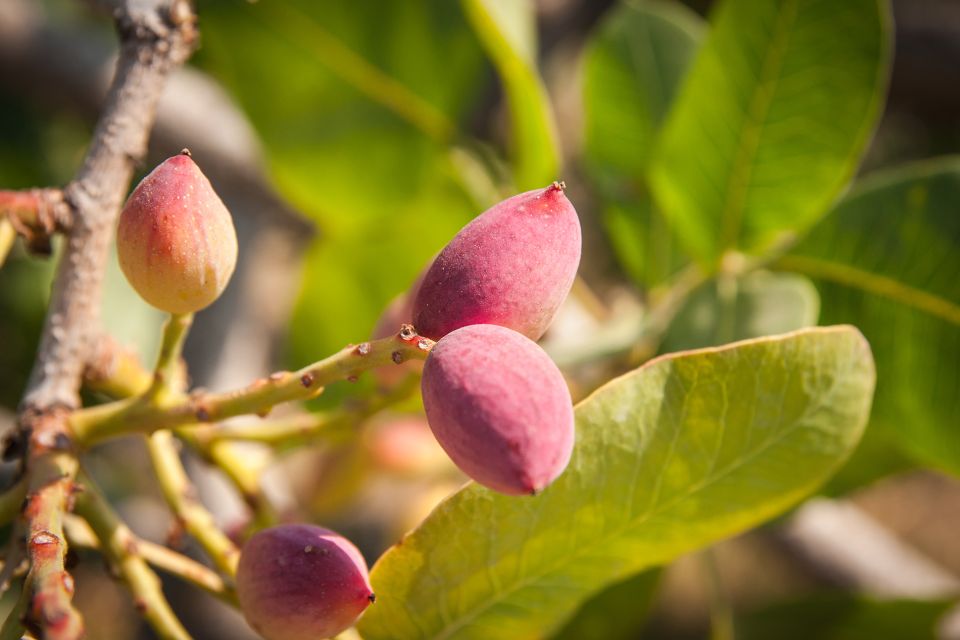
[461,0,560,190]
[582,0,704,286]
[358,327,875,639]
[776,159,960,474]
[649,0,891,267]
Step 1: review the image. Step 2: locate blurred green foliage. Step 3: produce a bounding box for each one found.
[194,1,490,364]
[737,595,953,640]
[582,0,702,286]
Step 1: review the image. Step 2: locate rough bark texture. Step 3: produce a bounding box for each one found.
[12,2,197,637]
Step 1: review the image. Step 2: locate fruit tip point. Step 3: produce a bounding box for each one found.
[550,180,566,193]
[179,147,192,158]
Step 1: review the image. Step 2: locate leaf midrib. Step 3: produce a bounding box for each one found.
[775,254,960,326]
[718,0,798,251]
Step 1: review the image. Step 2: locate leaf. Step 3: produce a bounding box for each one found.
[358,327,875,639]
[648,0,892,267]
[776,158,960,475]
[582,0,704,286]
[660,270,820,353]
[461,0,560,190]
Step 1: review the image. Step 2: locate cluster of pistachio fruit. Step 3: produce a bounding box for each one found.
[116,150,581,639]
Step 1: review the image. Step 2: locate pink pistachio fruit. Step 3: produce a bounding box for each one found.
[412,183,581,341]
[237,524,374,640]
[421,323,575,495]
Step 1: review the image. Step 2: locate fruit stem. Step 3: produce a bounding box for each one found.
[701,550,735,640]
[146,430,241,577]
[70,328,435,445]
[192,373,420,450]
[148,313,193,402]
[79,331,281,532]
[141,312,242,578]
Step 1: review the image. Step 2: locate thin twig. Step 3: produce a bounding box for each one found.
[700,550,734,640]
[147,431,240,578]
[80,332,281,530]
[72,475,192,640]
[193,374,420,451]
[142,313,240,578]
[63,511,234,606]
[71,329,434,444]
[21,409,82,640]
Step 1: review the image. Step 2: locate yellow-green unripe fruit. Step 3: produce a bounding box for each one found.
[117,151,238,314]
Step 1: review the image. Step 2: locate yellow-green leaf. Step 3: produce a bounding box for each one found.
[358,327,875,639]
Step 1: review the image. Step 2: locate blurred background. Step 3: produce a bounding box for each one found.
[1,0,959,638]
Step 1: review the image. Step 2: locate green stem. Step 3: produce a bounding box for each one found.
[71,331,434,445]
[135,311,240,577]
[63,511,234,606]
[194,373,420,451]
[149,313,193,401]
[73,476,192,640]
[80,328,280,530]
[147,431,240,577]
[701,550,735,640]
